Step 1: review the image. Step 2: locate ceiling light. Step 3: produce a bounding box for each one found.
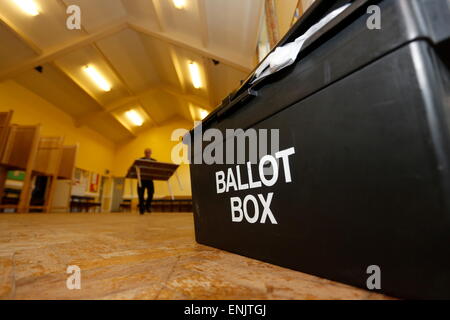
[200,110,209,120]
[13,0,40,16]
[188,62,202,89]
[172,0,186,9]
[125,110,144,127]
[83,65,111,92]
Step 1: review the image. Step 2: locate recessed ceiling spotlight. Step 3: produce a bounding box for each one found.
[200,109,209,120]
[13,0,40,16]
[172,0,186,10]
[83,65,111,92]
[188,62,202,89]
[125,110,144,127]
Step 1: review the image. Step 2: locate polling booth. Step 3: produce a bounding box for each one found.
[0,111,13,201]
[30,136,65,212]
[58,145,78,180]
[0,111,78,212]
[186,0,450,299]
[0,124,41,212]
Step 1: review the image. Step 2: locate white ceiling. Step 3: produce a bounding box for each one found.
[0,0,263,143]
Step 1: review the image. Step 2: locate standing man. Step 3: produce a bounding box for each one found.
[137,148,156,215]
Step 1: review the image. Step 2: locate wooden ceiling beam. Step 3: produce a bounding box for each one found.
[104,87,161,126]
[74,109,137,138]
[168,45,187,94]
[56,0,157,132]
[160,84,211,110]
[91,43,134,96]
[49,63,137,137]
[76,83,211,127]
[0,19,253,82]
[50,61,104,106]
[149,0,165,32]
[104,84,211,112]
[49,62,136,137]
[90,43,159,126]
[0,13,42,55]
[0,18,129,81]
[129,20,253,73]
[103,96,142,113]
[57,0,134,96]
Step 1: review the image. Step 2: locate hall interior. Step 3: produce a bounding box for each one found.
[0,0,394,300]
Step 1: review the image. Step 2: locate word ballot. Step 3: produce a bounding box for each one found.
[215,147,295,224]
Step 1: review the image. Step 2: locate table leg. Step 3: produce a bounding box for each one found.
[167,180,174,200]
[175,171,183,191]
[135,166,142,188]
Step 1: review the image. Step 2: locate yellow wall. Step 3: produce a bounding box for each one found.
[0,80,116,174]
[115,117,193,198]
[1,80,193,198]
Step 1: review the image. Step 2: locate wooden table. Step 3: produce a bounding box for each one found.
[126,159,181,200]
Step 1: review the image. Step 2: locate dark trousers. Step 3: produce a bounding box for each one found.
[31,176,48,206]
[137,180,154,211]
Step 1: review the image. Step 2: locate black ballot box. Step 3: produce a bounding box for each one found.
[185,0,450,299]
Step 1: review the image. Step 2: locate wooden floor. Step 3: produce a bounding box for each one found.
[0,212,393,300]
